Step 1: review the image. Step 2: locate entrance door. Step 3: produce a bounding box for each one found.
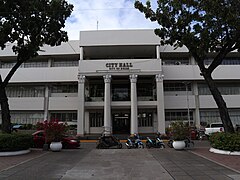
[112,113,130,134]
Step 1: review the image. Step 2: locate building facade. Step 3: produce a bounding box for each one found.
[1,30,240,135]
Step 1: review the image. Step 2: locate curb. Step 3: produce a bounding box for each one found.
[209,147,240,156]
[0,149,30,157]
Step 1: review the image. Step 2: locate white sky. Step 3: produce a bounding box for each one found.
[64,0,158,40]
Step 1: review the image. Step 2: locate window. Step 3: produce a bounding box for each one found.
[200,110,240,126]
[1,61,21,68]
[204,58,240,65]
[222,58,240,65]
[162,58,189,65]
[23,61,48,68]
[138,112,153,127]
[50,112,77,122]
[211,123,223,128]
[51,84,78,93]
[1,58,79,68]
[89,112,104,127]
[165,111,193,122]
[137,83,153,96]
[6,85,45,97]
[112,87,130,101]
[0,61,48,68]
[89,84,104,97]
[200,111,221,125]
[112,84,130,101]
[198,83,240,95]
[2,112,44,125]
[52,60,78,67]
[164,82,191,91]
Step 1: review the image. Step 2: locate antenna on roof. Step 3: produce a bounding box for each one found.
[97,20,99,30]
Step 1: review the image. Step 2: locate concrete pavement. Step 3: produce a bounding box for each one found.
[62,149,173,180]
[0,141,239,180]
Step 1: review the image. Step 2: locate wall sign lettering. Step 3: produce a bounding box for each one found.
[105,62,133,70]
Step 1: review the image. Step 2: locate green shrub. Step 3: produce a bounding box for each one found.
[209,132,240,152]
[22,124,33,130]
[0,133,33,152]
[170,121,189,141]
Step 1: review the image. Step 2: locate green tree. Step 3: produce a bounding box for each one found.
[135,0,240,133]
[0,0,73,133]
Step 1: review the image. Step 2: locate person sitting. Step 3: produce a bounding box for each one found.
[156,132,161,139]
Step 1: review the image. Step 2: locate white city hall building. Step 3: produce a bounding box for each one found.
[1,30,240,136]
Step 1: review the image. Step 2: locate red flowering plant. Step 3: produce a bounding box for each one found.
[36,119,68,143]
[36,121,45,130]
[45,119,68,142]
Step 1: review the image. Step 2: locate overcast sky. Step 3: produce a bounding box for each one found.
[64,0,158,40]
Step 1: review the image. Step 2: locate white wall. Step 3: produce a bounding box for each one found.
[48,97,78,110]
[0,41,79,57]
[164,95,195,109]
[79,59,161,76]
[165,94,240,110]
[6,97,78,111]
[199,95,240,109]
[80,29,161,46]
[9,98,44,110]
[2,64,240,84]
[0,67,78,83]
[163,65,240,80]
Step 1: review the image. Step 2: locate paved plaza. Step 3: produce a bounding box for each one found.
[0,141,240,180]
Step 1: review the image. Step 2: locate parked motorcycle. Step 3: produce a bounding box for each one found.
[146,137,165,149]
[198,129,206,140]
[96,135,122,149]
[125,134,144,149]
[184,137,194,148]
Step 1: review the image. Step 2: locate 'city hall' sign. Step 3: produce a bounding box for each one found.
[106,62,133,70]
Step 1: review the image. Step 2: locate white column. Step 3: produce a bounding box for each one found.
[157,46,163,72]
[130,74,138,135]
[190,55,195,65]
[80,47,84,60]
[103,74,112,135]
[84,111,90,134]
[156,73,165,134]
[156,45,160,59]
[43,86,49,121]
[47,58,52,67]
[77,74,85,136]
[193,82,200,129]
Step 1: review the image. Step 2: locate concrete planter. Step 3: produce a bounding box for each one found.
[50,142,62,152]
[172,141,185,150]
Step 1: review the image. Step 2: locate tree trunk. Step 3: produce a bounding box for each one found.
[0,83,11,133]
[203,73,235,133]
[0,57,26,134]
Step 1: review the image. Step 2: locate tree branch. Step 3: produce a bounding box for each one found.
[3,55,25,88]
[187,45,206,74]
[208,37,238,74]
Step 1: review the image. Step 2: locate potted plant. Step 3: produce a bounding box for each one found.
[170,121,189,150]
[43,120,68,152]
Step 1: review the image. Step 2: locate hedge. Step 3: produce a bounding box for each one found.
[209,132,240,152]
[0,133,33,152]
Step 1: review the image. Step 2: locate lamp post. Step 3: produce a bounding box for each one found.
[183,82,191,127]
